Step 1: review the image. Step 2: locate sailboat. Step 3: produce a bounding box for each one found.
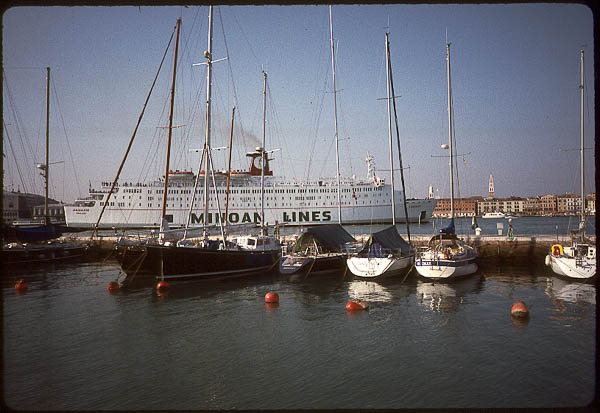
[8,68,63,242]
[346,32,414,279]
[545,50,596,280]
[2,68,87,265]
[279,5,356,280]
[116,11,280,286]
[414,43,478,280]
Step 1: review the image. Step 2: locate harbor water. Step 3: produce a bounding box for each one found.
[3,255,596,409]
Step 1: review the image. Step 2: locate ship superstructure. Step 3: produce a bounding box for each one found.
[64,151,435,229]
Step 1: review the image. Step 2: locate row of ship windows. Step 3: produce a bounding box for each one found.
[101,199,386,208]
[110,193,384,201]
[110,186,385,195]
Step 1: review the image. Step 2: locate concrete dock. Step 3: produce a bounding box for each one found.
[64,233,591,271]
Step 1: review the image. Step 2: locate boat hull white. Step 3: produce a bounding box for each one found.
[546,254,596,279]
[415,257,478,280]
[347,255,413,278]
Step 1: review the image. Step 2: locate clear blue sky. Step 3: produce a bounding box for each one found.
[2,4,595,204]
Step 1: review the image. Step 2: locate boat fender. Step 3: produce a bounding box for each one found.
[551,244,563,257]
[544,255,552,267]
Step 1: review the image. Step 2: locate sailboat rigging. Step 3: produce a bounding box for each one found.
[545,49,596,280]
[414,42,478,280]
[2,67,87,264]
[8,68,63,242]
[279,5,357,280]
[346,31,414,279]
[116,10,280,286]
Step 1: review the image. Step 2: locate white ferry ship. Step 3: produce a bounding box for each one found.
[64,151,436,229]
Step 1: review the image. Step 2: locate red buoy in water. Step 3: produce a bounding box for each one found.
[265,292,279,303]
[107,281,120,292]
[14,279,28,291]
[511,301,529,318]
[157,281,169,291]
[346,301,368,311]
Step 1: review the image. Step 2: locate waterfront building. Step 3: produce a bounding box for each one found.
[556,193,581,215]
[540,194,557,216]
[524,196,541,216]
[2,190,61,224]
[586,193,595,215]
[432,196,481,218]
[3,191,20,222]
[32,203,66,224]
[477,196,525,216]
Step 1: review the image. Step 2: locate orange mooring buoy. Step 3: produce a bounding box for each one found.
[14,279,28,291]
[157,281,169,291]
[346,300,368,311]
[511,301,529,318]
[265,292,279,303]
[107,281,120,292]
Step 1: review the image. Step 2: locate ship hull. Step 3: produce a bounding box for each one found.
[65,199,436,229]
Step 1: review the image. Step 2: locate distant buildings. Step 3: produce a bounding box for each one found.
[431,196,481,218]
[431,175,595,217]
[432,192,595,218]
[2,190,64,224]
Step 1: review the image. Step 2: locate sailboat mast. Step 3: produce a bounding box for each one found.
[387,35,411,243]
[224,106,235,231]
[44,67,50,225]
[203,6,214,236]
[580,49,585,224]
[385,33,396,226]
[329,5,342,224]
[261,71,267,235]
[446,43,454,219]
[160,18,181,227]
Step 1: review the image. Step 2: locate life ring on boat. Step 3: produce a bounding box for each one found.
[551,244,563,257]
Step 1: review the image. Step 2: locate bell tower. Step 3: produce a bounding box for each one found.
[488,174,495,199]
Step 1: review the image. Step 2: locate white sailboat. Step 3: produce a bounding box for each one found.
[346,31,414,279]
[545,50,596,280]
[280,5,356,280]
[414,42,478,280]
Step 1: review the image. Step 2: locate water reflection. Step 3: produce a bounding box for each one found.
[142,273,283,301]
[416,274,483,313]
[511,314,530,328]
[544,276,596,305]
[347,280,393,303]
